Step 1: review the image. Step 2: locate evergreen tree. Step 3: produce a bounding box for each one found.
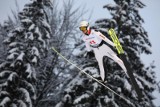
[56,0,156,107]
[0,23,8,63]
[0,0,52,106]
[33,0,83,106]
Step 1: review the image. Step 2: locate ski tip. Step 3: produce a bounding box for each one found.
[51,47,55,50]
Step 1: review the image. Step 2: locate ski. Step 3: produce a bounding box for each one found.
[108,28,143,100]
[51,47,128,101]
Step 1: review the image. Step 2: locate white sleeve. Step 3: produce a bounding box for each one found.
[97,31,115,47]
[85,42,92,52]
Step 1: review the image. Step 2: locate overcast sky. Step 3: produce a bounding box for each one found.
[0,0,160,106]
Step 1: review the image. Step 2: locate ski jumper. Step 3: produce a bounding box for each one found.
[82,29,127,81]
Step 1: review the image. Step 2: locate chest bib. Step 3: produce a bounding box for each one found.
[83,30,102,47]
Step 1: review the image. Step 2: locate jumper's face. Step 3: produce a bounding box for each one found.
[79,26,88,35]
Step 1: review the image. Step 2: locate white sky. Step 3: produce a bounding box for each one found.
[0,0,160,106]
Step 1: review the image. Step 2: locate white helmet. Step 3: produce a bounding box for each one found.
[79,21,89,27]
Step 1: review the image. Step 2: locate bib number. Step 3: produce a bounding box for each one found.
[90,40,96,44]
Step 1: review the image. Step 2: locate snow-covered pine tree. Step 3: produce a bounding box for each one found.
[0,0,52,106]
[93,0,156,106]
[56,0,156,107]
[0,15,18,64]
[0,23,8,63]
[33,0,84,106]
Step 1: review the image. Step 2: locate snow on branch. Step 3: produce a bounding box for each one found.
[21,19,32,25]
[0,96,11,107]
[8,48,19,54]
[31,46,40,57]
[41,20,51,33]
[0,91,10,97]
[8,72,18,82]
[21,80,36,100]
[18,88,32,107]
[9,42,22,48]
[25,63,36,80]
[0,70,12,78]
[73,93,90,104]
[124,79,132,92]
[103,4,120,11]
[17,100,27,107]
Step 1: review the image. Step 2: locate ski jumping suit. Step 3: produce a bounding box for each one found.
[82,29,127,81]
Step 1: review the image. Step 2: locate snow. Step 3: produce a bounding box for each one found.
[131,26,140,33]
[42,20,51,32]
[136,79,144,89]
[0,82,8,88]
[98,99,102,107]
[10,103,17,107]
[25,63,31,72]
[18,88,32,107]
[31,46,40,57]
[72,49,84,56]
[8,72,17,82]
[28,32,34,40]
[35,27,40,35]
[23,80,36,100]
[124,79,132,92]
[53,67,59,75]
[46,31,50,39]
[135,74,156,90]
[16,52,25,61]
[8,33,14,37]
[121,10,126,15]
[83,67,98,74]
[117,87,122,93]
[8,47,19,54]
[0,91,9,96]
[128,47,139,56]
[113,102,119,107]
[69,65,76,70]
[9,42,18,47]
[7,52,18,60]
[104,96,111,103]
[25,64,33,79]
[144,67,155,80]
[29,24,35,31]
[3,38,11,44]
[21,18,32,24]
[35,27,46,48]
[0,97,11,107]
[104,4,119,10]
[15,27,24,33]
[64,88,72,94]
[123,35,130,40]
[121,15,127,22]
[17,100,27,107]
[0,70,12,77]
[92,82,98,92]
[63,94,72,103]
[55,102,64,107]
[25,63,36,80]
[74,93,89,104]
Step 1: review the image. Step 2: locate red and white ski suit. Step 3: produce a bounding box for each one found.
[82,29,127,81]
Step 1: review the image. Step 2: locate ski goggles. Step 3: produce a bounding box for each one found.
[79,26,87,31]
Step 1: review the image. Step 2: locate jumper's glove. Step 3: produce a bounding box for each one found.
[85,51,95,59]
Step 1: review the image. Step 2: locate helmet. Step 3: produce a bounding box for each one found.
[79,21,89,31]
[79,21,89,27]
